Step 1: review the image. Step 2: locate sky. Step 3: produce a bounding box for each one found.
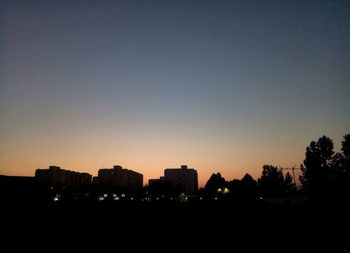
[1,0,349,187]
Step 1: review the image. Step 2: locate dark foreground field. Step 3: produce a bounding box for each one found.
[2,199,349,250]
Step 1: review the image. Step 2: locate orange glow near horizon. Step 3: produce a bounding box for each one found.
[0,110,347,187]
[0,128,310,187]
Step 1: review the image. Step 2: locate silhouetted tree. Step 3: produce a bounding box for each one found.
[240,173,258,200]
[227,179,241,199]
[204,173,227,195]
[339,134,350,197]
[258,165,284,197]
[341,134,350,175]
[299,135,337,198]
[284,172,296,194]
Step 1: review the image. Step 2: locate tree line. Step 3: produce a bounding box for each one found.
[202,134,350,202]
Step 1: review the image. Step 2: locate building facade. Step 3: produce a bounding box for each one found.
[95,165,143,191]
[164,165,198,194]
[35,166,92,187]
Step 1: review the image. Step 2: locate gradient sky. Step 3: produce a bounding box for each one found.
[1,0,349,186]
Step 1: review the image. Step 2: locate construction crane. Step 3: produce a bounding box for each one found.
[278,166,298,186]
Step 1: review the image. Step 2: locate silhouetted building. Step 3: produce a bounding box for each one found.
[35,166,92,187]
[95,165,143,191]
[148,177,164,187]
[0,175,36,201]
[164,165,198,194]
